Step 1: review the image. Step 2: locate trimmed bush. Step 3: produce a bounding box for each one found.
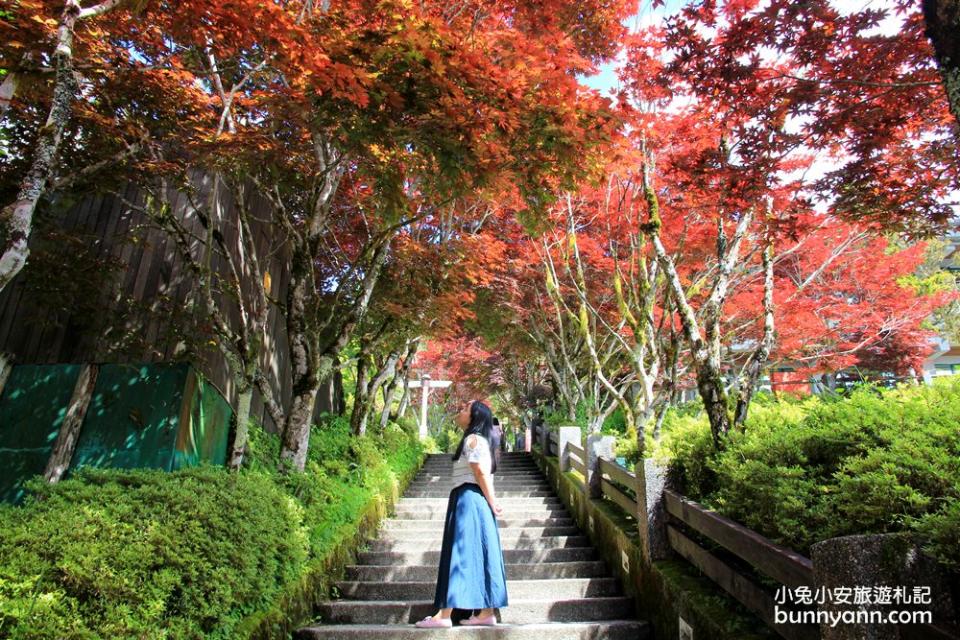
[0,416,425,639]
[655,378,960,568]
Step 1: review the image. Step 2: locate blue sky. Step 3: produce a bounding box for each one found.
[579,0,686,95]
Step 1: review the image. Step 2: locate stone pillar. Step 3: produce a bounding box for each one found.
[585,433,616,499]
[524,426,532,452]
[810,533,958,640]
[419,374,430,440]
[637,458,672,564]
[556,426,581,472]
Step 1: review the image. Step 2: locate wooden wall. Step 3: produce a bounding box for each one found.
[0,174,342,432]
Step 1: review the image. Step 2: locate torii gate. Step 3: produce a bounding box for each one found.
[407,374,452,439]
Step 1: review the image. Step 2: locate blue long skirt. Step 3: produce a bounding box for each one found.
[433,483,509,610]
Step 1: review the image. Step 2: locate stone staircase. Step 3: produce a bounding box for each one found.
[296,452,650,639]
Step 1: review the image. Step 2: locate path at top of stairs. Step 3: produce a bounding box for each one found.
[296,452,649,639]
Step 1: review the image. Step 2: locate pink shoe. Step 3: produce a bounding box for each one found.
[461,613,497,626]
[414,616,453,628]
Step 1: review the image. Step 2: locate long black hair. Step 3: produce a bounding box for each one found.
[452,400,498,474]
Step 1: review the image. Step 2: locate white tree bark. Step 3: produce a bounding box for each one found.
[45,363,99,482]
[0,70,20,121]
[0,0,126,293]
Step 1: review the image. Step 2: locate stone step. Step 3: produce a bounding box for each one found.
[381,517,575,531]
[366,535,591,553]
[404,490,555,498]
[296,620,650,639]
[409,475,550,487]
[295,453,646,640]
[314,597,635,625]
[375,526,581,544]
[406,483,547,491]
[335,578,621,601]
[422,462,539,467]
[397,497,561,507]
[424,454,534,460]
[420,463,539,469]
[417,468,542,472]
[414,475,541,482]
[417,467,541,473]
[420,465,539,471]
[425,453,533,458]
[408,479,548,486]
[417,470,541,478]
[377,527,581,545]
[409,481,545,487]
[391,506,569,520]
[423,458,537,463]
[344,561,610,582]
[356,547,599,566]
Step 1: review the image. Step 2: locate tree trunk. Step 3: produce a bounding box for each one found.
[923,0,960,126]
[734,238,775,428]
[652,401,668,442]
[44,363,98,482]
[280,393,316,470]
[228,382,254,470]
[696,361,732,449]
[379,345,410,430]
[0,1,81,293]
[392,338,420,422]
[349,354,372,436]
[280,232,391,470]
[279,241,322,472]
[379,343,412,429]
[279,356,332,472]
[363,349,399,431]
[396,381,412,420]
[0,352,12,397]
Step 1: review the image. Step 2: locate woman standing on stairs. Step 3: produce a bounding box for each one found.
[414,400,509,628]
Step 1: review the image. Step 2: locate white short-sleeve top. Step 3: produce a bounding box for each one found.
[452,434,494,489]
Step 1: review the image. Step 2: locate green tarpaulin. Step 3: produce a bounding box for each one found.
[0,363,231,503]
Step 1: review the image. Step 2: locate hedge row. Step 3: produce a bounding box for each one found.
[0,416,425,639]
[654,378,960,569]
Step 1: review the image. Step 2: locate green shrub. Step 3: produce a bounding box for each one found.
[660,379,960,568]
[434,424,463,453]
[912,497,960,570]
[0,467,308,640]
[0,415,425,639]
[602,408,627,435]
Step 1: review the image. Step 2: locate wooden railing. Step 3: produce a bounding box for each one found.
[663,490,818,640]
[535,425,958,640]
[567,441,587,477]
[536,425,820,640]
[598,458,637,518]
